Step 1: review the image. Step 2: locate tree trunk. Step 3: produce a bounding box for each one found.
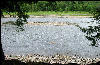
[0,42,5,65]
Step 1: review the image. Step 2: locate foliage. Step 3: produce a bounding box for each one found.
[77,5,100,47]
[78,26,100,47]
[16,1,100,12]
[1,1,30,30]
[93,6,100,21]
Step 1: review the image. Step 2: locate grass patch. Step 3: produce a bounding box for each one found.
[3,12,17,15]
[3,11,92,16]
[26,11,92,16]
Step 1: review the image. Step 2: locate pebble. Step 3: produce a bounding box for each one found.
[5,54,100,65]
[1,18,100,65]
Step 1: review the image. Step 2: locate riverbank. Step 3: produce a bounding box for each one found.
[26,11,92,16]
[2,15,93,18]
[4,54,100,65]
[2,11,93,17]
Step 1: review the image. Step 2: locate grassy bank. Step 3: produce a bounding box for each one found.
[3,11,92,16]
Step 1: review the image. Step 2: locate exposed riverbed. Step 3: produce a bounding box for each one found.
[1,17,100,59]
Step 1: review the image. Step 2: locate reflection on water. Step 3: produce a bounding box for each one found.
[78,21,100,47]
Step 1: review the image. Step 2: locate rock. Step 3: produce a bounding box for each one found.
[4,54,100,65]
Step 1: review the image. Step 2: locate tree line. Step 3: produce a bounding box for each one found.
[15,1,100,12]
[2,1,100,13]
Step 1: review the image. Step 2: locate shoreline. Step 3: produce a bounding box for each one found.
[2,15,93,18]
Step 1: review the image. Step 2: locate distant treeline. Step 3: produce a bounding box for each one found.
[19,1,100,12]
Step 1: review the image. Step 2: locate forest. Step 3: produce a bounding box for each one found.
[24,1,100,12]
[2,1,100,14]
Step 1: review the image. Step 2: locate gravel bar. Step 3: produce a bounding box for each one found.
[1,17,100,65]
[1,24,100,58]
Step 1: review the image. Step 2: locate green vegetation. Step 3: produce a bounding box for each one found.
[3,11,92,16]
[27,11,92,16]
[2,1,100,16]
[1,1,30,27]
[19,1,100,12]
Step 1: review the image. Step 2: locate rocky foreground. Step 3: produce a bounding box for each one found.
[5,54,100,65]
